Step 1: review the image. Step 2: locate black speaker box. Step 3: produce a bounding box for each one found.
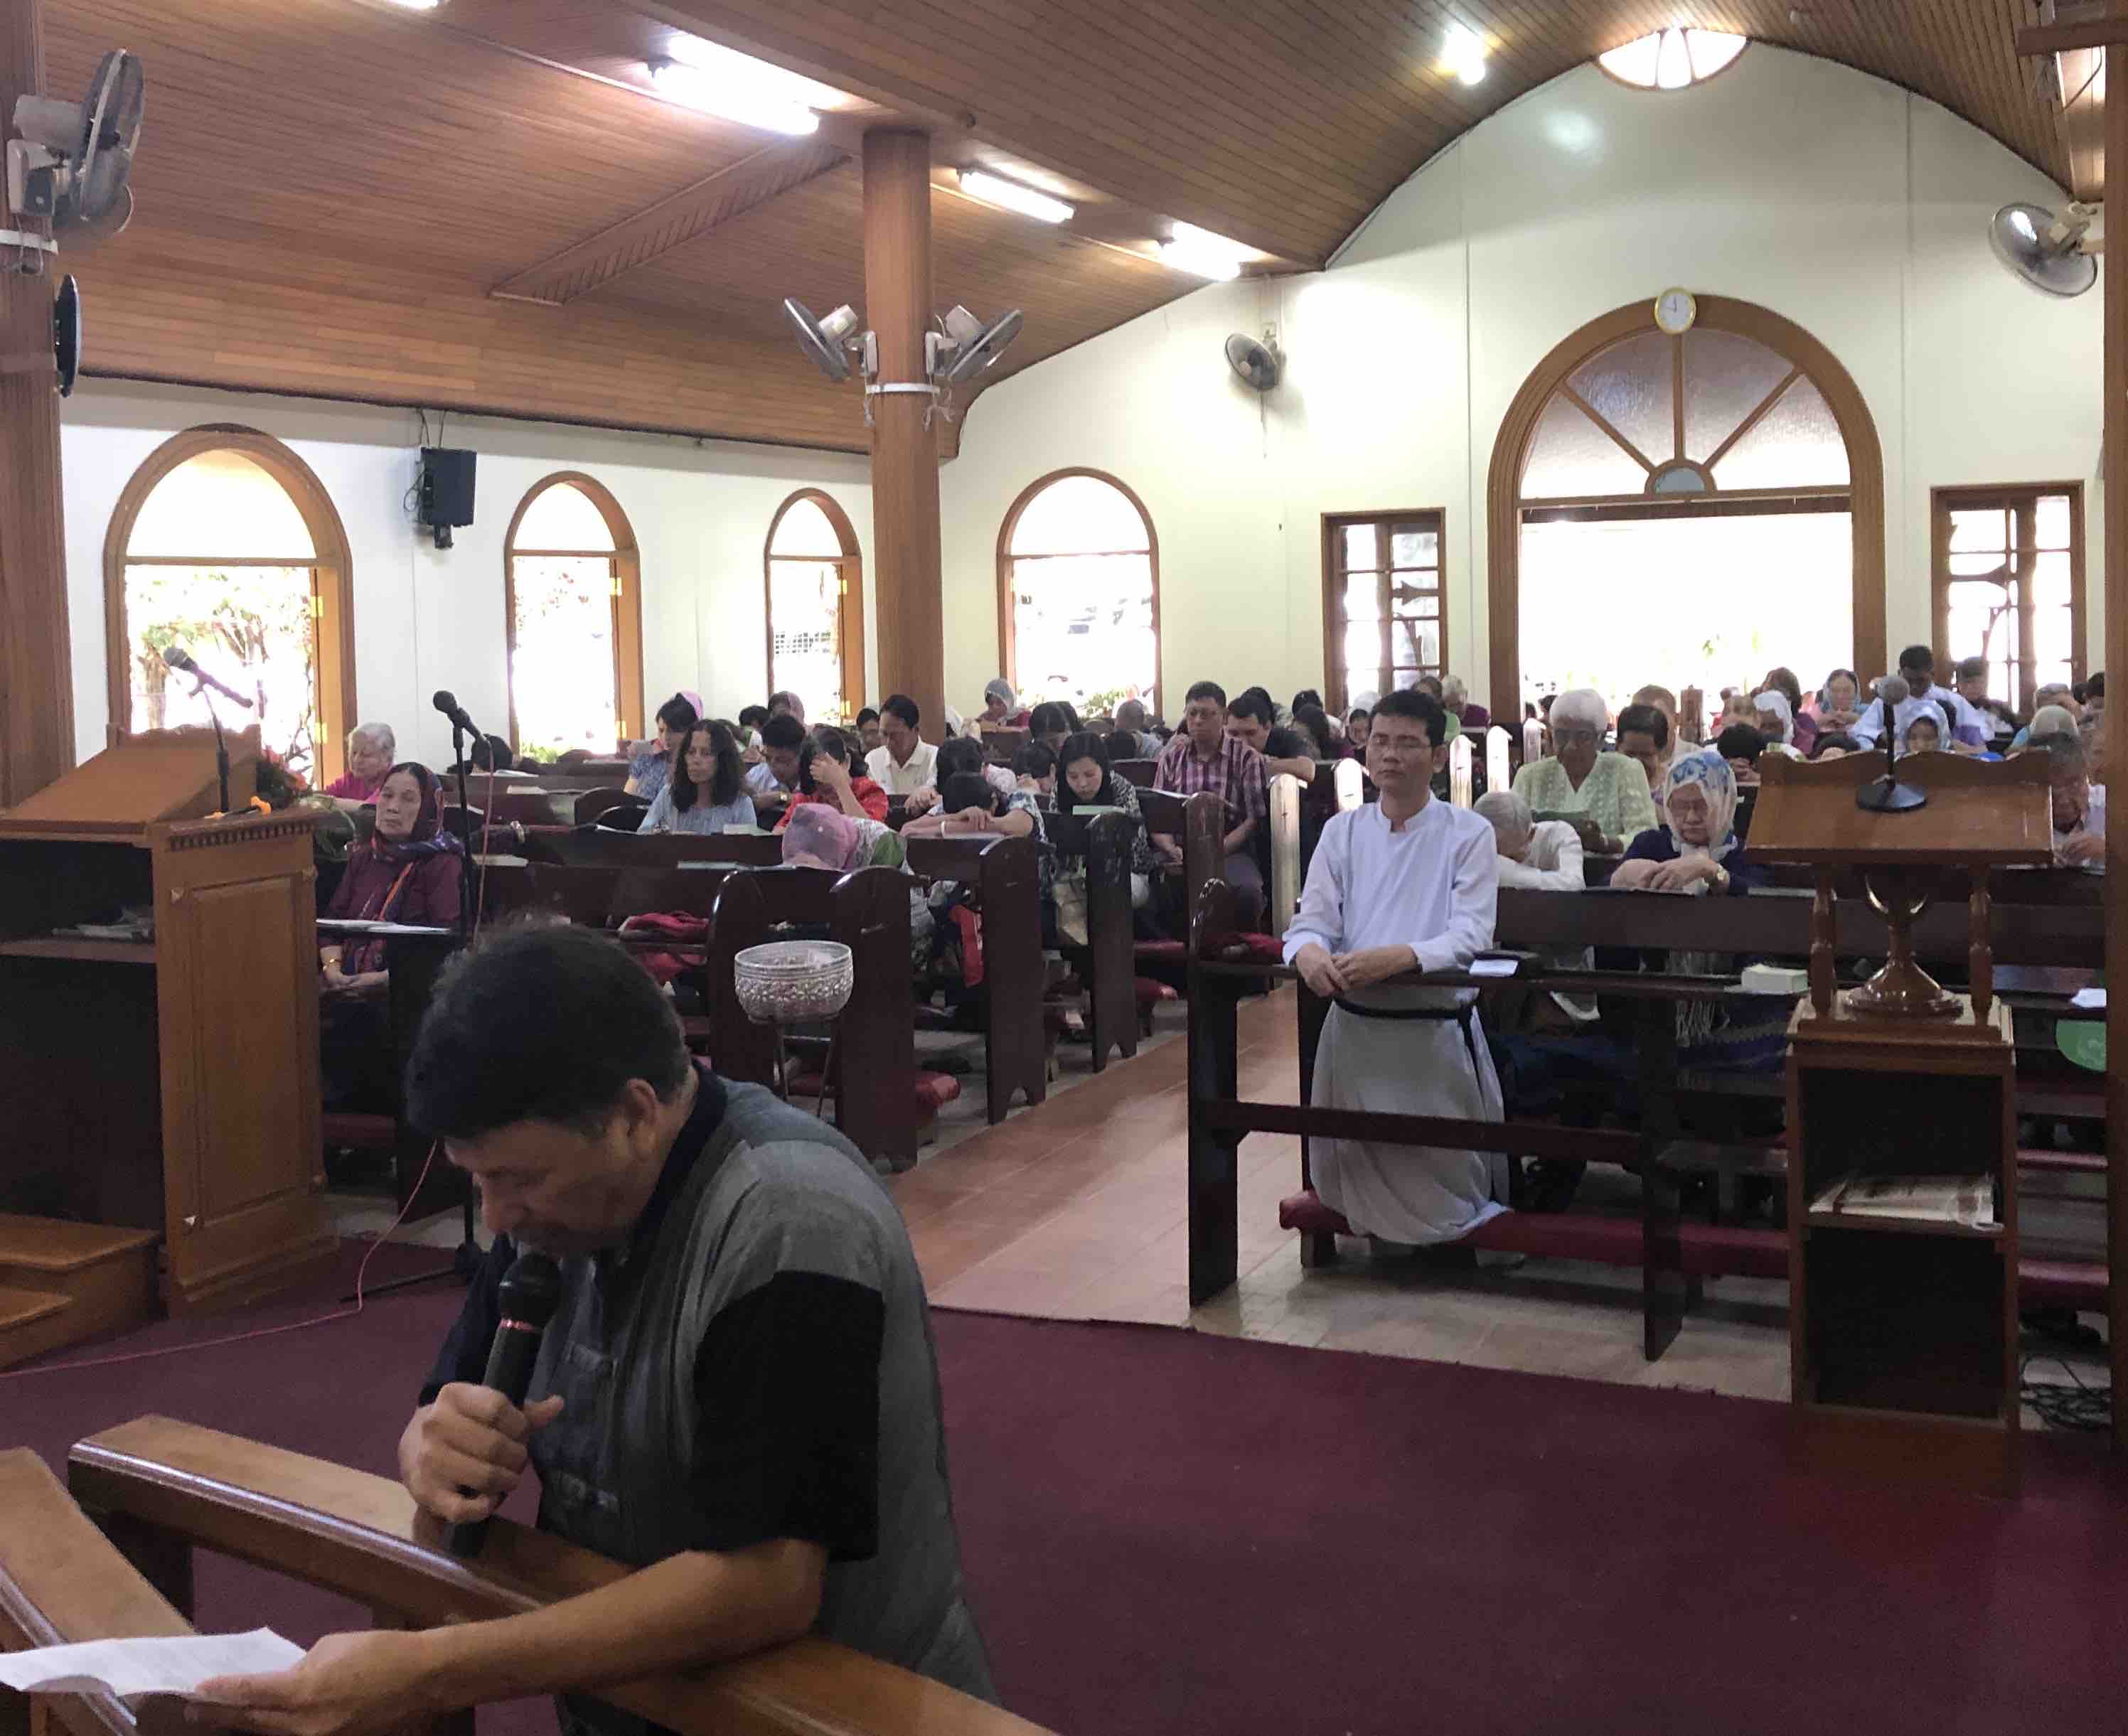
[418,446,477,530]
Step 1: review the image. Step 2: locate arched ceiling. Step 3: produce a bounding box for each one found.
[43,0,2080,455]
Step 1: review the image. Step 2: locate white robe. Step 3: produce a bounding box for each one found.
[1282,800,1509,1245]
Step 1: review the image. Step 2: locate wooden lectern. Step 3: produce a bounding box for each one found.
[0,728,333,1331]
[1749,750,2053,1494]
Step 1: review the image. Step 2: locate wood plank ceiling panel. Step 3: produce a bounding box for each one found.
[28,0,2083,454]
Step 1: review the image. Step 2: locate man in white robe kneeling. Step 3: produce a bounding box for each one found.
[1283,688,1509,1246]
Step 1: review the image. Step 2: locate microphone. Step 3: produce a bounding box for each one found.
[161,645,255,711]
[446,1250,564,1559]
[432,689,479,737]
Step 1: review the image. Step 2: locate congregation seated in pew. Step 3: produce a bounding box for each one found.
[1225,688,1316,782]
[1054,732,1156,911]
[1477,789,1594,1032]
[745,712,808,822]
[776,727,890,831]
[625,692,702,802]
[637,720,755,835]
[324,719,396,810]
[318,762,463,1110]
[2036,729,2105,868]
[1012,739,1057,798]
[862,692,938,795]
[1283,690,1509,1248]
[905,734,1017,818]
[1153,680,1269,921]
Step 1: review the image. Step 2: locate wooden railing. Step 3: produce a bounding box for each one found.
[66,1419,1049,1736]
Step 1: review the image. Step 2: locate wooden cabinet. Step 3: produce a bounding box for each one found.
[1786,1003,2019,1494]
[0,730,332,1314]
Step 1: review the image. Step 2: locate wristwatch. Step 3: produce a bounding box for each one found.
[1709,862,1731,891]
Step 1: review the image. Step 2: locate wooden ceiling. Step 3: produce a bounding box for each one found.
[40,0,2086,456]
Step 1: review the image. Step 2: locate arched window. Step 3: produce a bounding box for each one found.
[504,473,643,757]
[996,469,1160,715]
[105,427,355,783]
[764,491,864,723]
[1487,294,1885,723]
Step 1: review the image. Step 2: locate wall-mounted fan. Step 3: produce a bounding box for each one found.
[8,48,145,246]
[1987,201,2098,299]
[784,297,865,381]
[929,304,1022,384]
[1225,329,1281,391]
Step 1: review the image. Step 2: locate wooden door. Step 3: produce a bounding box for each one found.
[152,815,331,1309]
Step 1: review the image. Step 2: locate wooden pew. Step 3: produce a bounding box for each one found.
[980,727,1028,767]
[573,787,641,827]
[1109,758,1156,790]
[66,1419,1049,1736]
[0,1449,193,1736]
[902,836,1047,1122]
[533,830,781,869]
[709,867,921,1170]
[1042,810,1140,1070]
[1186,875,2110,1354]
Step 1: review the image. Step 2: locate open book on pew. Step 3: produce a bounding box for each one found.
[0,1628,302,1713]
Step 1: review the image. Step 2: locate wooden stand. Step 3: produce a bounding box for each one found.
[1751,751,2052,1494]
[0,729,332,1334]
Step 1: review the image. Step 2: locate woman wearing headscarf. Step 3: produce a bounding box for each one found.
[1509,687,1659,855]
[974,678,1030,733]
[779,800,903,872]
[1610,750,1763,894]
[1750,690,1806,760]
[319,762,464,1108]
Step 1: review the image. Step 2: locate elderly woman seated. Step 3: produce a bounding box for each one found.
[1752,690,1806,759]
[1500,751,1787,1209]
[1477,789,1594,1030]
[1509,687,1658,856]
[324,722,397,809]
[318,762,464,1110]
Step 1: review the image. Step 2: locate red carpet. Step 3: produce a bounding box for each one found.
[6,1243,2127,1735]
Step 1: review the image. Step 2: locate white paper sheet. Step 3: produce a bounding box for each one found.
[0,1629,303,1703]
[2071,987,2107,1009]
[1468,958,1520,977]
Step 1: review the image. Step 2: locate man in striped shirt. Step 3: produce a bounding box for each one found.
[1154,680,1268,918]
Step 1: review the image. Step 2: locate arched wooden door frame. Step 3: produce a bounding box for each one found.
[103,424,359,781]
[995,466,1162,716]
[503,471,645,751]
[764,488,865,719]
[1485,294,1885,723]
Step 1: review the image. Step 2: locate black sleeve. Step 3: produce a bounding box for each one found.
[687,1271,885,1563]
[417,1233,515,1405]
[1620,827,1669,863]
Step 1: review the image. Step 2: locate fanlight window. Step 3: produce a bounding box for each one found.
[1520,327,1849,503]
[1000,471,1158,715]
[1598,28,1747,90]
[120,449,328,777]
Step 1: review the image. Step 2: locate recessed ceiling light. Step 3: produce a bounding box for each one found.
[1442,22,1487,86]
[650,38,848,135]
[1160,221,1249,281]
[959,169,1075,225]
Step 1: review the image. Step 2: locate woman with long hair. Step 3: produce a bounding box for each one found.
[638,720,752,835]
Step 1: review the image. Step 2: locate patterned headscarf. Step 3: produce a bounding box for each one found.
[369,763,462,864]
[781,803,867,872]
[1751,690,1795,744]
[1660,749,1739,868]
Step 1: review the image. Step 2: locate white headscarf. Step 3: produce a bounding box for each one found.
[1751,690,1795,744]
[1661,749,1740,872]
[1893,695,1948,753]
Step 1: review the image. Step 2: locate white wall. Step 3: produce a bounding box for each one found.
[941,46,2106,715]
[63,382,875,771]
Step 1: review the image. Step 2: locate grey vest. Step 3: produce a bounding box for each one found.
[526,1081,994,1734]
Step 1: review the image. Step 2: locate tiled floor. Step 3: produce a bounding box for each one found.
[332,984,2110,1412]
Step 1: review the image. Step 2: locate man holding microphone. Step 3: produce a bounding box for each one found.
[193,925,995,1735]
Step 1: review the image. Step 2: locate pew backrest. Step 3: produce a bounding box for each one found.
[67,1420,1049,1736]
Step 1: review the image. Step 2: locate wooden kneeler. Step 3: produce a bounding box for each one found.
[66,1418,1048,1736]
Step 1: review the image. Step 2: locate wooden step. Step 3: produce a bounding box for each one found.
[0,1283,75,1371]
[0,1214,160,1366]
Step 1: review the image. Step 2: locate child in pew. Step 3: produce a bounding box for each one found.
[1013,739,1057,798]
[902,734,1017,816]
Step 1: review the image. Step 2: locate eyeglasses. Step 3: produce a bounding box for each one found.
[1552,727,1600,746]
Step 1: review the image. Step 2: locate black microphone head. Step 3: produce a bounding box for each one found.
[161,645,196,672]
[497,1250,562,1327]
[433,690,459,714]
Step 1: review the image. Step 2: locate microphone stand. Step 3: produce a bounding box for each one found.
[185,674,232,815]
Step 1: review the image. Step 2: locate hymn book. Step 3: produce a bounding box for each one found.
[1807,1174,1999,1230]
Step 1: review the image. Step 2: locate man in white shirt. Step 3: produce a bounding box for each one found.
[1283,690,1508,1246]
[744,713,807,819]
[1851,646,1989,750]
[862,694,938,797]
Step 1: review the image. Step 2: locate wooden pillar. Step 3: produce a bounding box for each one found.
[861,129,945,741]
[0,0,73,808]
[2105,43,2128,1454]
